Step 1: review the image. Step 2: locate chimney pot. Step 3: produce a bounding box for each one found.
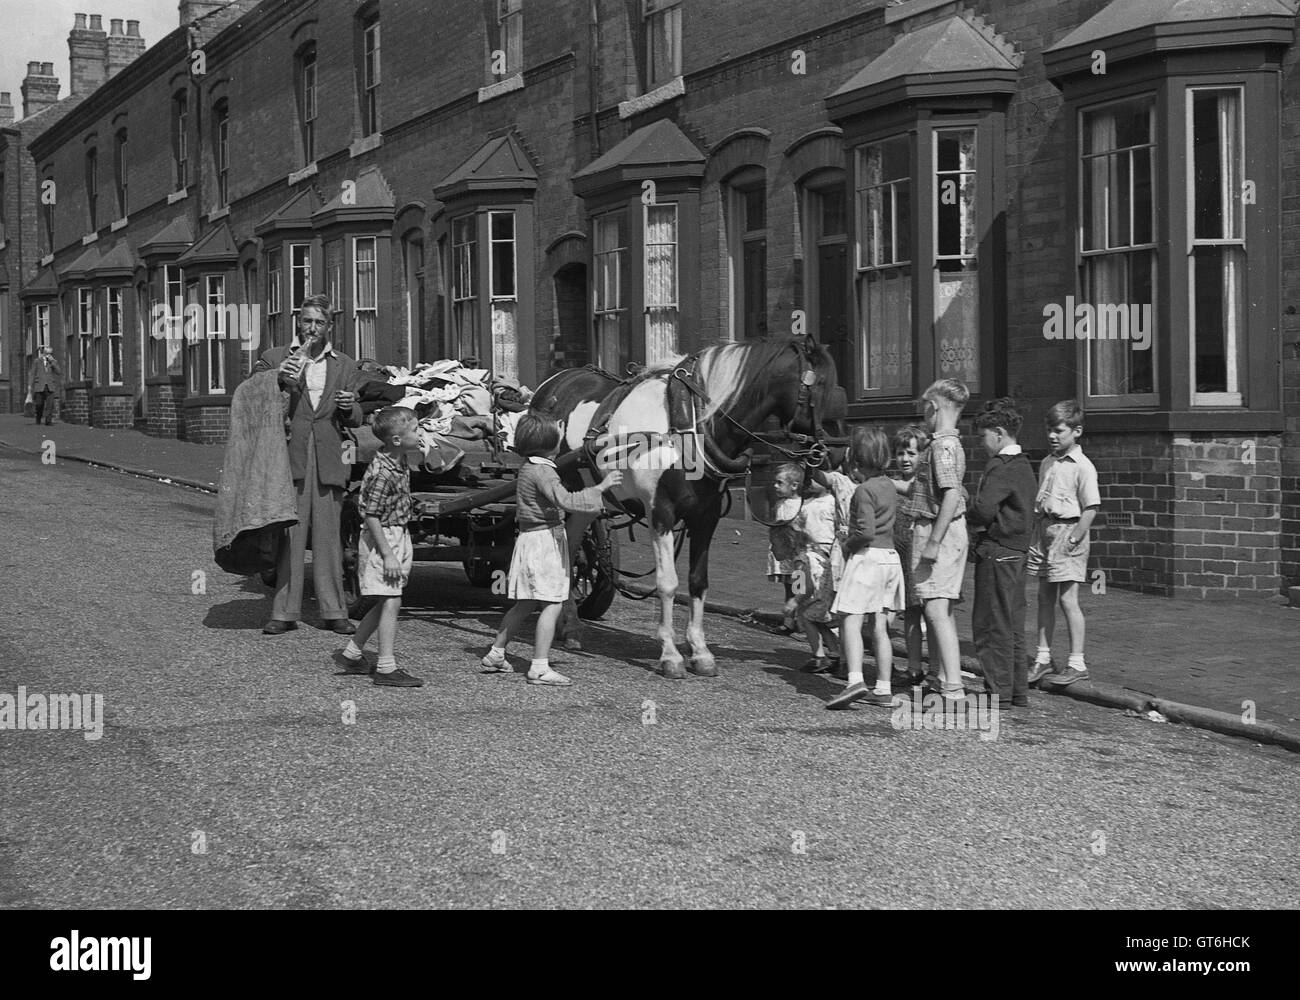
[110,18,124,35]
[89,14,103,31]
[26,61,41,76]
[42,62,55,75]
[74,12,87,29]
[127,19,140,36]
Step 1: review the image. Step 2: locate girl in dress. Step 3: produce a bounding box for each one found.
[891,424,930,687]
[480,414,622,686]
[826,427,906,710]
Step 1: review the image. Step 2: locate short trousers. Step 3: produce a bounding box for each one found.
[508,525,571,602]
[358,525,414,597]
[831,547,905,616]
[1027,518,1089,583]
[910,516,968,602]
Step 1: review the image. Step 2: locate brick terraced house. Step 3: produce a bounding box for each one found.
[2,0,1298,602]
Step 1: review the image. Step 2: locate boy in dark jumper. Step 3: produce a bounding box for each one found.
[968,399,1039,708]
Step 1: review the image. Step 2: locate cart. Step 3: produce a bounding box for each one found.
[340,434,619,620]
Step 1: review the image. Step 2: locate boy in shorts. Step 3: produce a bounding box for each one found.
[336,406,424,687]
[901,379,970,701]
[1027,399,1101,688]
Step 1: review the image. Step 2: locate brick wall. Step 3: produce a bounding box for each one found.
[146,380,185,439]
[91,391,133,429]
[182,401,230,444]
[62,385,90,425]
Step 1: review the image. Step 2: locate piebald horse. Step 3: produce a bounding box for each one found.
[531,336,845,678]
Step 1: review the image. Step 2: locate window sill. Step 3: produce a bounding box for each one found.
[91,384,134,397]
[81,232,99,246]
[1083,409,1283,434]
[167,188,188,205]
[618,76,685,120]
[479,73,524,103]
[350,133,383,158]
[208,206,231,221]
[288,161,318,185]
[110,217,129,232]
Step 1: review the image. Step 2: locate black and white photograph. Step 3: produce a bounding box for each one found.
[0,0,1297,941]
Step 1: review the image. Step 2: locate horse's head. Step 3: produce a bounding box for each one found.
[772,336,847,444]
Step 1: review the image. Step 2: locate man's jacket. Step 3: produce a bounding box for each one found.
[29,356,61,393]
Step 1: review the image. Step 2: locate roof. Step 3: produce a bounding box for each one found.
[1044,0,1297,78]
[826,14,1021,118]
[58,244,102,280]
[139,215,195,258]
[19,265,58,299]
[571,119,704,197]
[92,240,139,277]
[177,220,239,265]
[255,187,321,236]
[314,166,396,227]
[433,133,538,201]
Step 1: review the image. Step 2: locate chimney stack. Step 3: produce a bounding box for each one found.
[20,62,61,119]
[69,12,109,97]
[178,1,227,26]
[106,16,147,78]
[0,92,14,128]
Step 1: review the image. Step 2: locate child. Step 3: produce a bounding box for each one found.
[1028,399,1101,688]
[766,463,805,633]
[826,427,905,710]
[480,413,622,686]
[890,424,930,687]
[901,379,971,702]
[800,456,858,674]
[968,399,1038,708]
[337,406,424,687]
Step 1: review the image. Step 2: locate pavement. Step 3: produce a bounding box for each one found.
[3,412,1298,752]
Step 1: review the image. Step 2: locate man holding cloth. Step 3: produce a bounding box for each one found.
[255,293,363,635]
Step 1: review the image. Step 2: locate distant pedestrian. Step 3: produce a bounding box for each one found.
[480,414,622,686]
[968,399,1038,708]
[1028,399,1101,688]
[827,426,905,710]
[27,346,61,426]
[337,406,424,687]
[901,379,971,702]
[889,424,930,687]
[766,462,805,633]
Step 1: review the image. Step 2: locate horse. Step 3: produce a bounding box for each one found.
[529,336,846,679]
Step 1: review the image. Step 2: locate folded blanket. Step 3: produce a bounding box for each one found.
[213,370,298,574]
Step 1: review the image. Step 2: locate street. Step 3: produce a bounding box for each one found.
[2,444,1298,909]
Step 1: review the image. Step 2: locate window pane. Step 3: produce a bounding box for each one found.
[859,266,912,395]
[490,212,515,298]
[1084,249,1155,396]
[1191,245,1245,394]
[356,239,376,309]
[819,188,846,237]
[743,188,765,232]
[492,301,517,379]
[1132,147,1153,245]
[1192,89,1242,241]
[935,259,979,390]
[936,173,976,258]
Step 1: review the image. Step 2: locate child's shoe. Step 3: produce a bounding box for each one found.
[526,668,573,687]
[1027,658,1057,686]
[480,647,510,672]
[1043,666,1089,687]
[800,656,836,674]
[373,667,424,688]
[862,690,897,707]
[332,649,373,676]
[826,682,868,710]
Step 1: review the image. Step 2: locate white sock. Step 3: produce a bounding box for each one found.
[1068,654,1086,671]
[528,658,549,676]
[343,640,364,660]
[873,680,891,696]
[1035,646,1052,665]
[376,656,396,674]
[483,645,506,664]
[847,671,864,687]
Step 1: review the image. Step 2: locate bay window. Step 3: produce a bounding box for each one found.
[856,136,912,397]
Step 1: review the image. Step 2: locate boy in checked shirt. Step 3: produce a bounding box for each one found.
[1027,399,1101,688]
[336,406,425,687]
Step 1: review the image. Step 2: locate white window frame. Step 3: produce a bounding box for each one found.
[78,287,94,383]
[164,265,184,374]
[931,123,981,394]
[363,17,381,137]
[186,279,202,394]
[643,201,680,363]
[1077,94,1159,408]
[266,249,282,347]
[855,135,913,398]
[592,210,627,373]
[451,214,478,360]
[353,236,378,360]
[35,303,52,352]
[1186,85,1246,407]
[175,92,188,189]
[289,242,312,318]
[107,286,124,386]
[206,275,226,392]
[643,0,682,91]
[301,49,317,164]
[499,0,523,75]
[216,105,230,208]
[86,149,98,230]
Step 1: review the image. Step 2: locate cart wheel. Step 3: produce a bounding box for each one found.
[575,518,619,620]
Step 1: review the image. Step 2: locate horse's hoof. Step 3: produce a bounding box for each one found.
[688,656,718,678]
[659,659,687,680]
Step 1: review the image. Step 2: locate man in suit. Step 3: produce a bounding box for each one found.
[28,346,62,425]
[255,293,364,635]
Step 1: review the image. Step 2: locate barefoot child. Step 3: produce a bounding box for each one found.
[827,427,905,710]
[767,463,805,633]
[890,424,930,687]
[902,379,971,702]
[337,406,424,687]
[480,414,622,686]
[1028,399,1100,688]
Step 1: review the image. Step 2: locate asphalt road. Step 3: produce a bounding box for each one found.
[2,444,1298,909]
